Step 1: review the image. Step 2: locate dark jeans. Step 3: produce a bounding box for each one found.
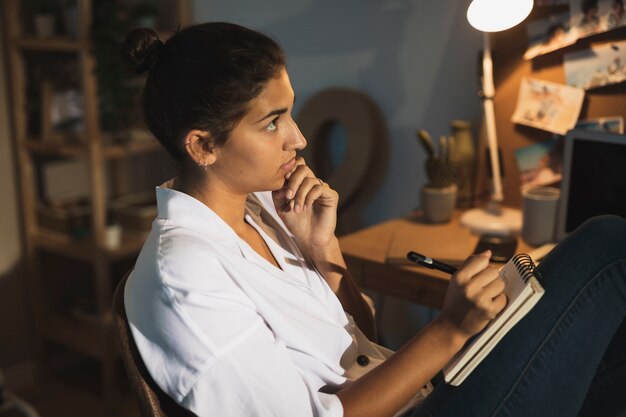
[413,215,626,417]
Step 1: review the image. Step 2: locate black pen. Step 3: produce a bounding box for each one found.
[406,251,458,274]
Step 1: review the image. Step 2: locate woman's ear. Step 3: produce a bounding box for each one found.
[183,130,217,167]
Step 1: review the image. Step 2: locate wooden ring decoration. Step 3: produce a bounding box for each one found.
[296,88,384,209]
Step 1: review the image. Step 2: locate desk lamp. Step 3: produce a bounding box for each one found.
[460,0,533,235]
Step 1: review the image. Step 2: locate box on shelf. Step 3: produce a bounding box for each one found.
[111,192,157,235]
[37,199,90,239]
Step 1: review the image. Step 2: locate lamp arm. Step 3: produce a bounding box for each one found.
[482,32,504,203]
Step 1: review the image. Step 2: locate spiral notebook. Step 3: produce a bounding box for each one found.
[443,254,545,386]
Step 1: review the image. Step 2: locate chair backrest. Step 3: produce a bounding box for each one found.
[112,272,193,417]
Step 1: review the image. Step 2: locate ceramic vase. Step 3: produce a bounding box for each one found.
[34,14,56,37]
[450,120,475,208]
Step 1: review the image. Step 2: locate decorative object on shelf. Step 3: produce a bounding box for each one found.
[62,0,79,38]
[460,0,532,236]
[41,81,85,142]
[130,1,159,29]
[30,0,57,37]
[91,0,142,136]
[450,120,475,208]
[417,130,458,223]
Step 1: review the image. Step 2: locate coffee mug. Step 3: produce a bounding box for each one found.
[521,187,560,246]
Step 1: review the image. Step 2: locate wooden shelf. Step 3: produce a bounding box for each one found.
[24,139,85,158]
[42,314,110,358]
[24,137,162,159]
[103,139,162,159]
[3,0,190,406]
[35,229,146,261]
[14,36,82,52]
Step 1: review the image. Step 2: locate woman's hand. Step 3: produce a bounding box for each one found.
[272,157,339,251]
[438,251,508,339]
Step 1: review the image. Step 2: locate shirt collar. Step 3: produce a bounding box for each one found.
[156,185,239,245]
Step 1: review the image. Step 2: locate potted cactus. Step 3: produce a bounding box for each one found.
[417,130,458,223]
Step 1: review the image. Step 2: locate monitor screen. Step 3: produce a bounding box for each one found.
[556,130,626,240]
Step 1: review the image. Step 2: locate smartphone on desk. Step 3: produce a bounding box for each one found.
[473,234,517,263]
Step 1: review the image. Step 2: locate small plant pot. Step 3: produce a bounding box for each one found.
[421,184,458,223]
[34,14,56,37]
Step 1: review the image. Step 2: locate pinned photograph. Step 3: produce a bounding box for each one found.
[569,0,626,38]
[575,116,624,132]
[512,77,585,135]
[564,41,626,89]
[524,12,578,60]
[515,139,563,192]
[537,0,569,4]
[607,0,626,28]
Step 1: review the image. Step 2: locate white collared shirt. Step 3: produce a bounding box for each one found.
[125,186,430,416]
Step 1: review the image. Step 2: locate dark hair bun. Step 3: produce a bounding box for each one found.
[121,28,163,75]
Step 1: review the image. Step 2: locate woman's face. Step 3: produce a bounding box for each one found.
[211,68,307,194]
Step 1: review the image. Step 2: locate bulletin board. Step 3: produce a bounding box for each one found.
[474,5,626,208]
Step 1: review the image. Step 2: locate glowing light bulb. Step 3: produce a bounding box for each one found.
[467,0,533,32]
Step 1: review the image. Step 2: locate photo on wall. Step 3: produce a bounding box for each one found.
[569,0,626,38]
[575,116,624,132]
[537,0,569,4]
[511,77,585,135]
[515,139,563,192]
[564,40,626,89]
[524,12,578,60]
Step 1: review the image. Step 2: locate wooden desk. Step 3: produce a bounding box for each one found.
[339,211,533,309]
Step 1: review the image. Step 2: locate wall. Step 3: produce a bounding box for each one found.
[0,15,36,382]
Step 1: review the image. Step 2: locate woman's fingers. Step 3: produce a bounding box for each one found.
[283,158,312,199]
[291,177,323,213]
[281,157,332,213]
[454,251,492,285]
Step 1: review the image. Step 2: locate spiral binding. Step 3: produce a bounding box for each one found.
[511,253,540,283]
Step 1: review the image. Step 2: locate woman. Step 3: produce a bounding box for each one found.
[122,23,626,417]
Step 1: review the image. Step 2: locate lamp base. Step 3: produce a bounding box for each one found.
[460,205,522,236]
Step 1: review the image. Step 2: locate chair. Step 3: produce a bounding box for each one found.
[112,272,193,417]
[0,369,40,417]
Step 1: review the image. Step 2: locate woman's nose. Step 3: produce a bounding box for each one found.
[285,119,307,150]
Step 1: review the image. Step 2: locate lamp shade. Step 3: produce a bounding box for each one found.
[467,0,533,32]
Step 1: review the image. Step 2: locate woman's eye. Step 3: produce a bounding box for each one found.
[266,118,278,132]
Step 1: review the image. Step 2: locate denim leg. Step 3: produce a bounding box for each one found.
[412,215,626,417]
[577,319,626,417]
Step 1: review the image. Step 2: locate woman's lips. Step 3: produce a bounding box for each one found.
[280,157,296,172]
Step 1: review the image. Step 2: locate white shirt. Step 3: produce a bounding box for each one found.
[125,186,431,416]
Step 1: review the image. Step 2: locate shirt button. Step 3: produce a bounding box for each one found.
[357,355,369,366]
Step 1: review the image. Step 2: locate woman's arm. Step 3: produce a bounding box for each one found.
[338,252,507,417]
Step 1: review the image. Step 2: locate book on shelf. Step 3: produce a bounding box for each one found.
[443,253,545,386]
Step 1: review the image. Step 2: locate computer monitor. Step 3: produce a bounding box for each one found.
[555,129,626,240]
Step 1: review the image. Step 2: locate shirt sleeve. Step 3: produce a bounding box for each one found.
[179,319,343,417]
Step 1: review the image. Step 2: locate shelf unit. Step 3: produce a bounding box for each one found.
[2,0,188,409]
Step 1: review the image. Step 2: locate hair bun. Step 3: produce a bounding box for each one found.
[121,28,163,75]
